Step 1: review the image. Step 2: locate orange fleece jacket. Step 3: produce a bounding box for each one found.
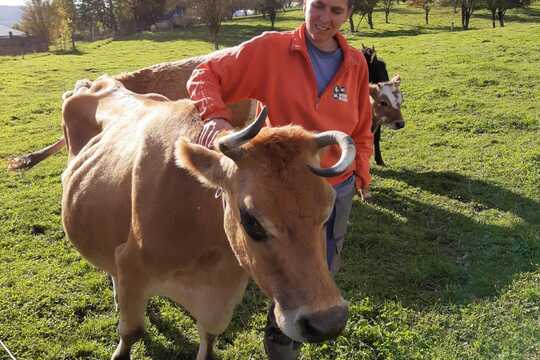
[187,24,373,190]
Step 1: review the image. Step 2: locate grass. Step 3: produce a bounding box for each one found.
[1,3,539,360]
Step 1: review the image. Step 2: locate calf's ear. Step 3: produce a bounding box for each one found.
[369,84,380,99]
[175,137,236,189]
[392,74,401,86]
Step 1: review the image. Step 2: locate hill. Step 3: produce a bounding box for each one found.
[0,5,22,28]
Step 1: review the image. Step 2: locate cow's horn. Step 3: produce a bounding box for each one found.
[309,131,356,177]
[218,107,268,156]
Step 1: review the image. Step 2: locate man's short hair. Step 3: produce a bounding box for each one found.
[348,0,354,8]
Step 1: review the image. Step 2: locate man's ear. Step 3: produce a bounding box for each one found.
[175,137,236,189]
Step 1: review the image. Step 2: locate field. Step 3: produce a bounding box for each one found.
[1,3,539,360]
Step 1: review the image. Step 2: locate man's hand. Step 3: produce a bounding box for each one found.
[357,187,372,202]
[197,118,234,149]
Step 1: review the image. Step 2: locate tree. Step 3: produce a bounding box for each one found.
[54,0,77,50]
[460,0,476,29]
[485,0,499,27]
[259,0,284,29]
[351,0,379,29]
[381,0,393,23]
[360,0,379,29]
[193,0,233,49]
[76,0,107,40]
[492,0,532,27]
[423,0,432,24]
[19,0,57,45]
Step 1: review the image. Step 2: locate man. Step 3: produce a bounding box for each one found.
[187,0,372,358]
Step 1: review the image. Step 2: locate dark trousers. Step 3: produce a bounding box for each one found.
[326,175,355,273]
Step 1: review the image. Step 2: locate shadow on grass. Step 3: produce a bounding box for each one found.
[340,168,540,309]
[144,300,201,359]
[357,26,452,38]
[51,48,86,56]
[116,23,276,48]
[142,283,268,359]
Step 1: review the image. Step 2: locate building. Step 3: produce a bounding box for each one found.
[0,25,48,56]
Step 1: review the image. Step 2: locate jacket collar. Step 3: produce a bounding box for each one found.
[290,23,360,67]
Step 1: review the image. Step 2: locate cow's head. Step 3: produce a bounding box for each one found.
[175,109,352,343]
[370,74,405,130]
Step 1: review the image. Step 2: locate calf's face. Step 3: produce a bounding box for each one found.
[370,74,405,130]
[175,126,348,343]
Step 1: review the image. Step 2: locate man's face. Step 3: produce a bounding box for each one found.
[304,0,351,48]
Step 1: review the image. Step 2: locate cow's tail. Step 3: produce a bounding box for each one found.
[7,78,95,171]
[7,137,66,171]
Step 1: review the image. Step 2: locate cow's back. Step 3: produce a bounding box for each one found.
[115,53,254,128]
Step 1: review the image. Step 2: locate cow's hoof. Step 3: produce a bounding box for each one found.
[111,341,130,360]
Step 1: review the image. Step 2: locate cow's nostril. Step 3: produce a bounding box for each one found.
[298,315,324,342]
[298,305,348,343]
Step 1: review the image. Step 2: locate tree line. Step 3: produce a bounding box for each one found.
[348,0,531,31]
[14,0,532,52]
[14,0,292,50]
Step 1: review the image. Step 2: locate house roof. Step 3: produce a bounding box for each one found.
[0,25,25,38]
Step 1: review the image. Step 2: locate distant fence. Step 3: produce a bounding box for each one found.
[0,36,48,56]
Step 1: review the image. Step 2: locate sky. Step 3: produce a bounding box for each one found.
[0,0,25,5]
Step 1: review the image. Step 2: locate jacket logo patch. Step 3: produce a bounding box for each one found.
[333,85,348,102]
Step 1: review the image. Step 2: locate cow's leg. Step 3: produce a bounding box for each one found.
[111,243,150,360]
[373,125,385,166]
[196,322,217,360]
[164,270,248,360]
[111,275,119,312]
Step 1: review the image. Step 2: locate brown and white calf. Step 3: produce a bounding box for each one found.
[59,76,353,359]
[369,75,405,165]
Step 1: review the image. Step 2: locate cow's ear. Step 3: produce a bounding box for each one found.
[175,137,236,188]
[392,74,401,86]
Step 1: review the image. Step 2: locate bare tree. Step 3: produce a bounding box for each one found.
[258,0,284,29]
[423,0,432,24]
[490,0,532,27]
[381,0,393,23]
[53,0,77,50]
[349,0,378,31]
[460,0,475,29]
[193,0,233,49]
[19,0,57,45]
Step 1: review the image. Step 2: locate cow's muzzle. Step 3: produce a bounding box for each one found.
[275,302,348,343]
[298,305,348,343]
[390,120,405,130]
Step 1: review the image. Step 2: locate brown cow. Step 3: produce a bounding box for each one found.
[60,76,354,359]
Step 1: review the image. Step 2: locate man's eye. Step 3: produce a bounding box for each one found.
[240,208,268,242]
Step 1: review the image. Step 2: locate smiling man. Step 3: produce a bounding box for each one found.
[187,0,372,358]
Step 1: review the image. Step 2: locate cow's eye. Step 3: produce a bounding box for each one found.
[240,208,267,242]
[380,101,388,107]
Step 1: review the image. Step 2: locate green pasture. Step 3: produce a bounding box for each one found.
[1,3,539,359]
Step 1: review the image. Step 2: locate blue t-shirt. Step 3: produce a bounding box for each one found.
[306,37,344,97]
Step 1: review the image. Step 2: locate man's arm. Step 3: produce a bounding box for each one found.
[351,63,374,201]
